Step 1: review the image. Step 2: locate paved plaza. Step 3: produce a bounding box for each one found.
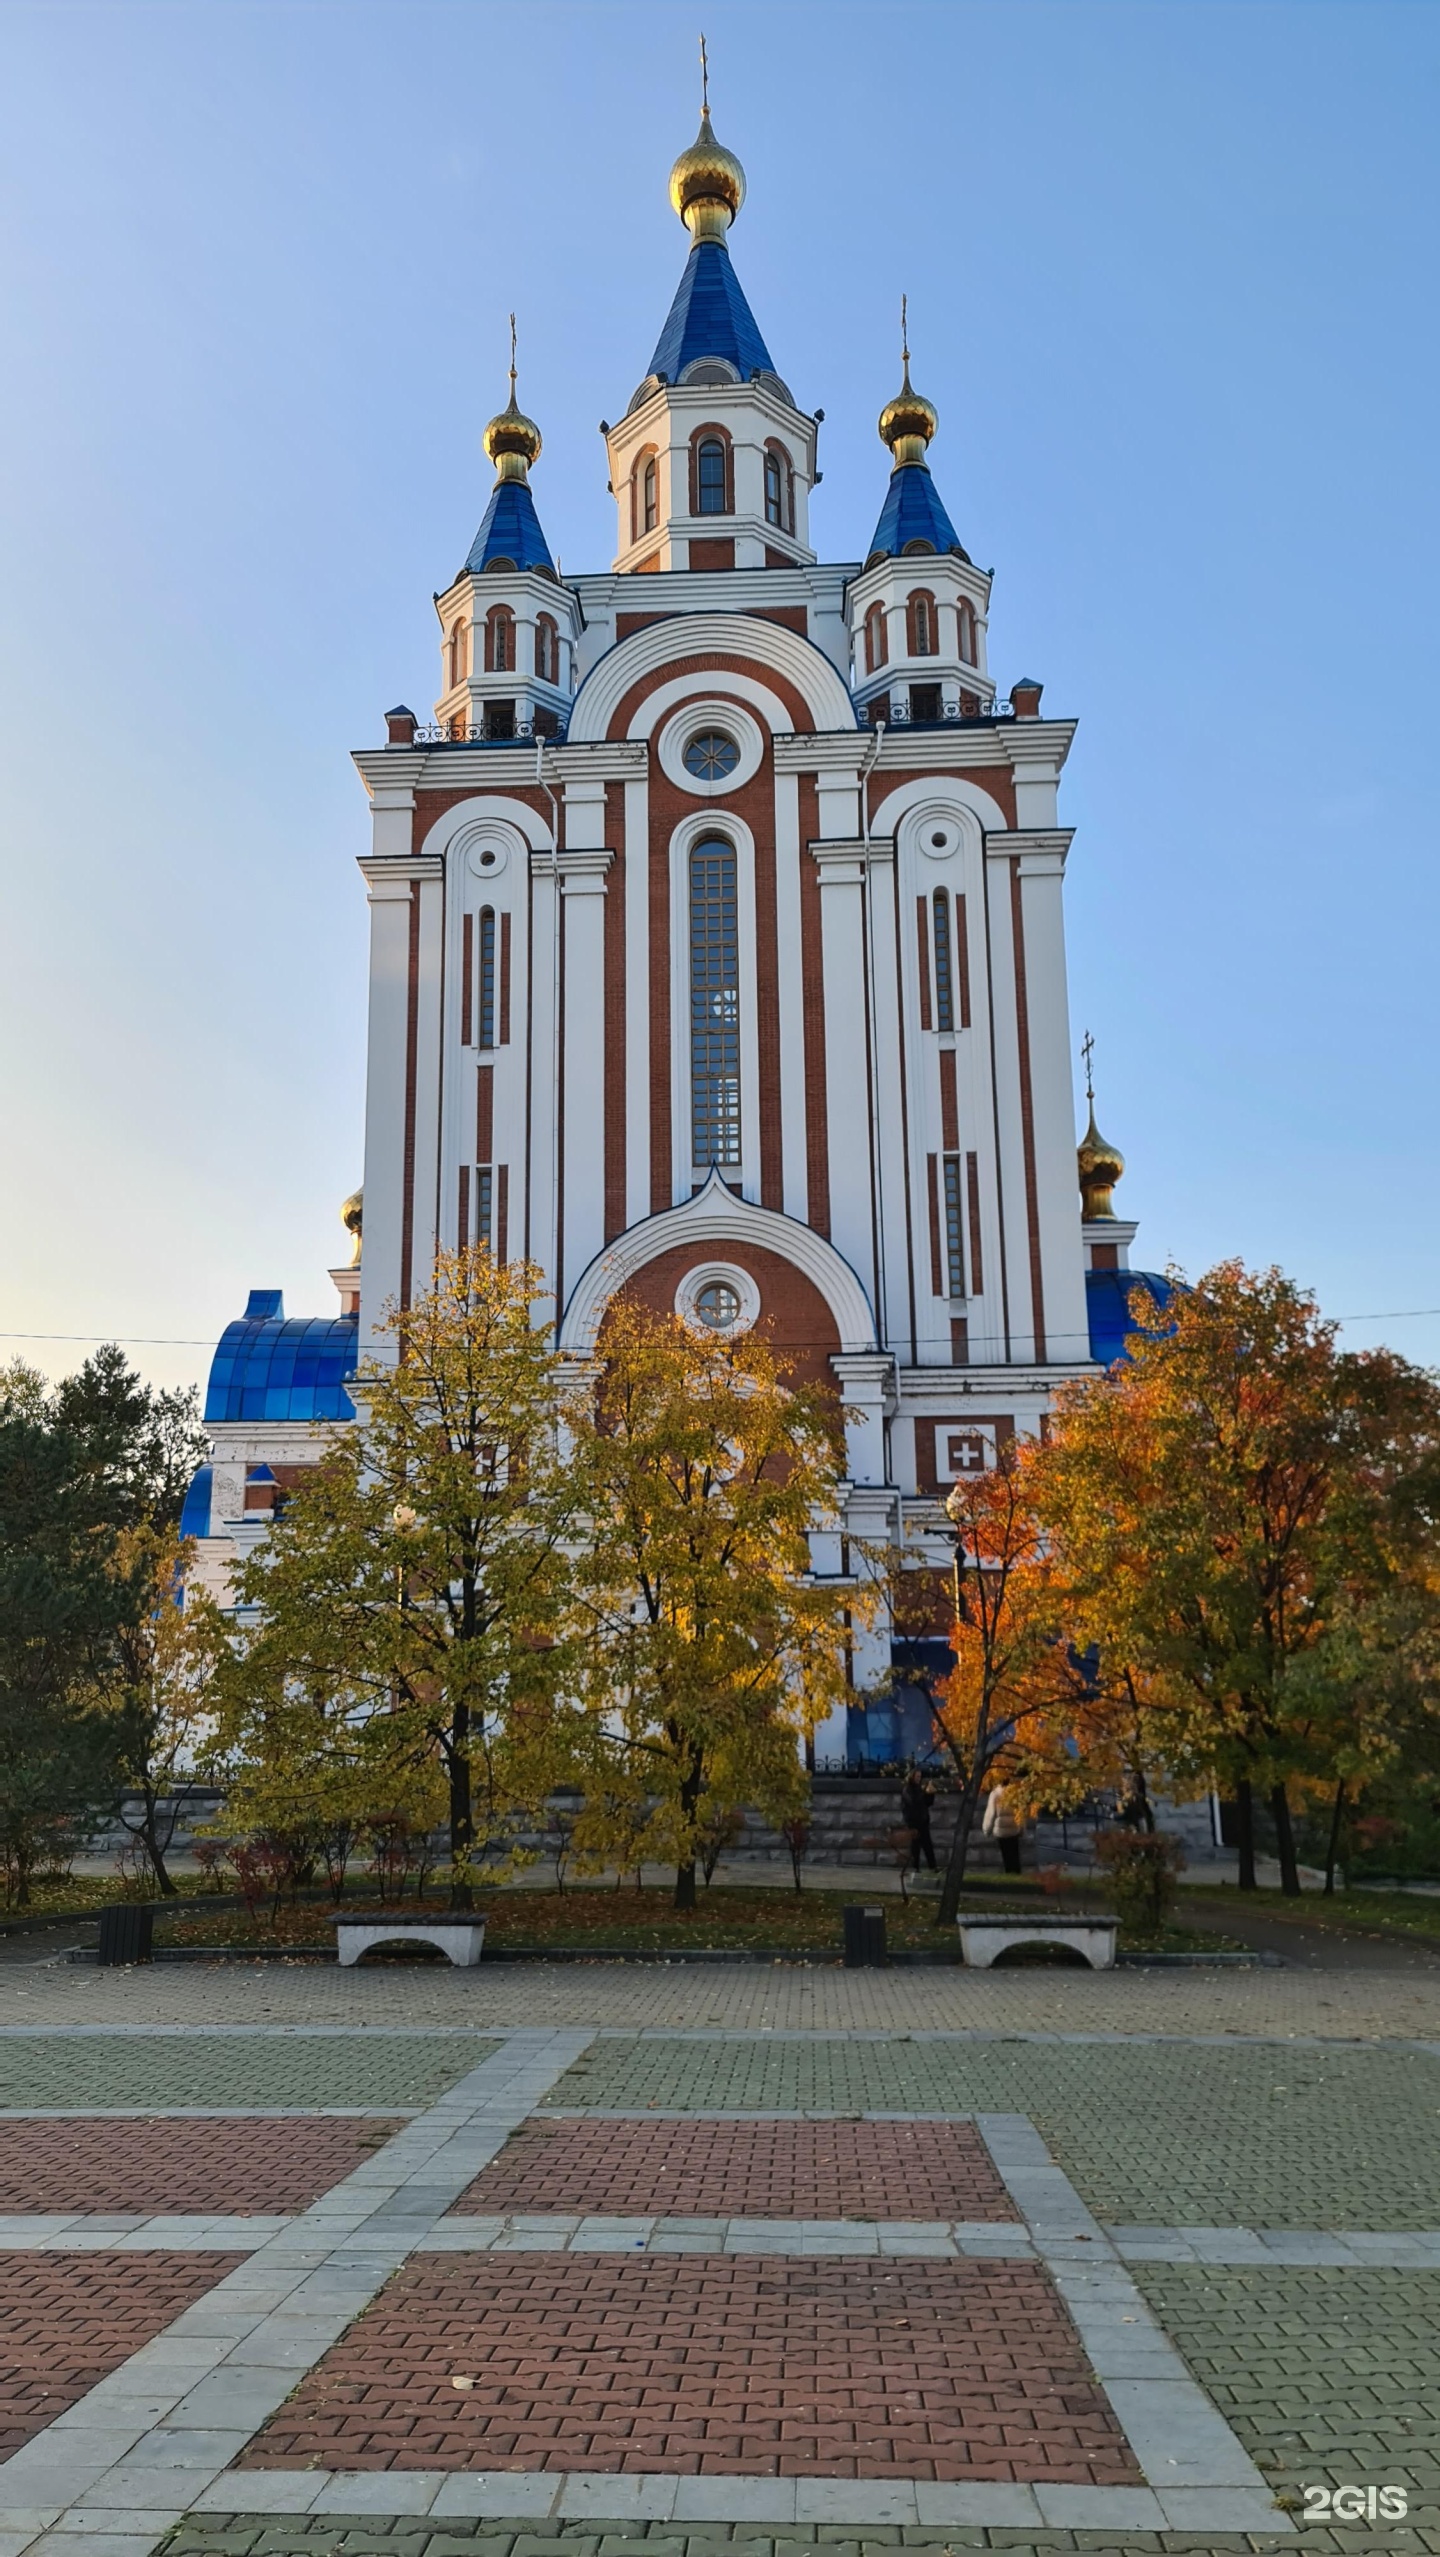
[0,1946,1436,2554]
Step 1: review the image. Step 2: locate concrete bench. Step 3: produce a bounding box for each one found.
[957,1911,1118,1969]
[332,1914,486,1968]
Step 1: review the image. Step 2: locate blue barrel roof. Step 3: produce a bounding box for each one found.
[203,1290,358,1424]
[1086,1268,1175,1367]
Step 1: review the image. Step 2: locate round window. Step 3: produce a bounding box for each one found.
[694,1280,742,1330]
[683,730,741,781]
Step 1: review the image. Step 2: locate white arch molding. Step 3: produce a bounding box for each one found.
[869,772,1011,840]
[559,1169,879,1356]
[567,613,858,743]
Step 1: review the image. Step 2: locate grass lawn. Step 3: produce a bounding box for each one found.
[1181,1882,1440,1946]
[147,1880,1232,1959]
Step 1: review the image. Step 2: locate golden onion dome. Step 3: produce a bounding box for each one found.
[669,110,746,241]
[879,354,939,467]
[483,385,542,484]
[341,1185,363,1265]
[1077,1104,1125,1221]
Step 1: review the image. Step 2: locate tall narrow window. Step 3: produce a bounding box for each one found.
[932,890,955,1033]
[943,1156,965,1300]
[764,449,783,526]
[476,1165,494,1252]
[689,838,741,1166]
[477,909,496,1049]
[958,598,977,664]
[643,454,658,531]
[696,437,728,515]
[913,595,933,654]
[864,603,887,673]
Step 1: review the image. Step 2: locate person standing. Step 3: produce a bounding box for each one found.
[982,1782,1023,1875]
[900,1771,937,1872]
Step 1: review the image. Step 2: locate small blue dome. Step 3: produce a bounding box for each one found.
[866,462,968,566]
[1086,1268,1175,1367]
[204,1299,358,1424]
[463,478,555,578]
[646,238,775,387]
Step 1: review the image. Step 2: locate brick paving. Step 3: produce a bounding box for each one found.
[453,2115,1016,2221]
[547,2035,1440,2228]
[238,2253,1141,2483]
[0,2029,496,2111]
[0,2245,243,2456]
[0,2111,407,2212]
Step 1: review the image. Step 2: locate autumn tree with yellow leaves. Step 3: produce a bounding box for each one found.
[223,1248,582,1909]
[560,1301,864,1911]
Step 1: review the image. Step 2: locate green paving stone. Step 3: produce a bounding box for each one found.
[547,2036,1440,2226]
[0,2031,497,2110]
[1136,2262,1440,2530]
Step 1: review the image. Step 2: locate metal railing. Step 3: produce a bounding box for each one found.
[410,720,568,748]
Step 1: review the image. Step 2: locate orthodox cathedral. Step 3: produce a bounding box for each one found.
[182,96,1162,1761]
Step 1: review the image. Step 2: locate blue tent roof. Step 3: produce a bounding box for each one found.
[1086,1268,1176,1367]
[866,462,967,565]
[463,477,554,577]
[647,239,774,384]
[204,1298,359,1425]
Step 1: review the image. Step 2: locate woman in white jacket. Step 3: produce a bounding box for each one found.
[982,1783,1023,1875]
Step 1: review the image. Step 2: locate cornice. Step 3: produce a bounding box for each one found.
[357,855,443,888]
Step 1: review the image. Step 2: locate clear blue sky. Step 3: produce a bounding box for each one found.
[2,0,1437,1393]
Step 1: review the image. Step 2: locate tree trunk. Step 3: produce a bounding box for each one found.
[1234,1777,1257,1891]
[138,1787,178,1897]
[672,1742,704,1912]
[1270,1781,1302,1897]
[935,1760,987,1927]
[448,1704,474,1912]
[1324,1779,1347,1896]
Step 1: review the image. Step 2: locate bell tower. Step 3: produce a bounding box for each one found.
[847,309,995,730]
[433,325,580,741]
[602,69,818,576]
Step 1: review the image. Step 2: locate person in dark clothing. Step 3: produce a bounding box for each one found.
[900,1773,937,1871]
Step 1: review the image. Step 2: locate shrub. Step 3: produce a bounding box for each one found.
[1094,1828,1186,1934]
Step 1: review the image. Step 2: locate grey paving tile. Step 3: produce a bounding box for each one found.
[430,2478,563,2517]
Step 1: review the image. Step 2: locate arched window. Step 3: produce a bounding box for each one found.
[958,598,977,664]
[446,622,466,690]
[486,606,514,674]
[477,909,496,1049]
[932,890,955,1034]
[864,602,888,675]
[643,454,658,532]
[908,591,937,657]
[689,838,741,1166]
[764,446,791,531]
[695,435,729,516]
[535,613,558,683]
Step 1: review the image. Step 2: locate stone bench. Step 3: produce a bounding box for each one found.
[957,1911,1118,1970]
[331,1914,486,1968]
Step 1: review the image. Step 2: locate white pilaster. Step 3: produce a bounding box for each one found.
[557,847,614,1312]
[811,840,876,1305]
